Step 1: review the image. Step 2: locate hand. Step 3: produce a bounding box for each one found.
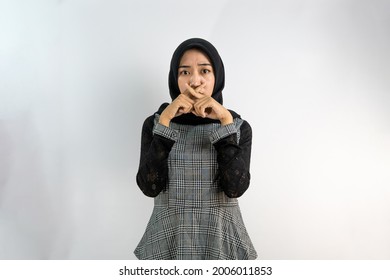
[159,84,206,127]
[186,84,233,126]
[159,93,194,127]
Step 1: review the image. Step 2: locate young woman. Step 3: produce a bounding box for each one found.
[134,38,257,260]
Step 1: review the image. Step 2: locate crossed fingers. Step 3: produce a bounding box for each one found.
[183,83,204,100]
[182,83,219,118]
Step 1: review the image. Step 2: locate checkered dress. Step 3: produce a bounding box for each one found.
[134,116,257,260]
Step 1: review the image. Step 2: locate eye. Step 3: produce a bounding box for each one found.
[179,70,190,75]
[201,68,212,74]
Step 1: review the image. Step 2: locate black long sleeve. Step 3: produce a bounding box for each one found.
[213,121,252,198]
[136,116,174,197]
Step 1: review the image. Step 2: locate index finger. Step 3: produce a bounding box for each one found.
[185,83,203,99]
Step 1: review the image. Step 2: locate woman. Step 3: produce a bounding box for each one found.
[135,38,257,260]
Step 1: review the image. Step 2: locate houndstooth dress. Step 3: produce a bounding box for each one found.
[134,115,257,260]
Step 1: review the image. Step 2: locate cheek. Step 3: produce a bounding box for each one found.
[206,77,215,95]
[208,77,215,87]
[177,77,187,92]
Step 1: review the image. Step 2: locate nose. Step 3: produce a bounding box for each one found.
[189,72,203,87]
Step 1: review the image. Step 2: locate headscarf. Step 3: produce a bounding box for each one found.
[157,38,240,125]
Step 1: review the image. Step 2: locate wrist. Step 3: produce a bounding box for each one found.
[159,110,172,127]
[220,111,233,126]
[159,117,170,127]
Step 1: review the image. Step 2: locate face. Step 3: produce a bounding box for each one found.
[177,49,215,98]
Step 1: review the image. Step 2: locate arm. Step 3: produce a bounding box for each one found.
[211,120,252,198]
[136,116,177,197]
[137,89,195,197]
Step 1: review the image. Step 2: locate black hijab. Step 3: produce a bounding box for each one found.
[157,38,240,125]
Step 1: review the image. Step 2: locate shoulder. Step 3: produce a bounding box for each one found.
[235,117,252,140]
[141,114,157,134]
[142,103,169,129]
[232,114,251,130]
[143,114,155,125]
[228,109,251,130]
[240,119,251,131]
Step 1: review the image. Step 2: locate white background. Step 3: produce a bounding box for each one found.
[0,0,389,259]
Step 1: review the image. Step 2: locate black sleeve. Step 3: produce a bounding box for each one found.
[136,116,175,197]
[213,120,252,198]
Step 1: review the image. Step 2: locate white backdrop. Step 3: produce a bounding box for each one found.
[0,0,389,259]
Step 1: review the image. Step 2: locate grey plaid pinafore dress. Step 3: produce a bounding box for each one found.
[134,115,257,260]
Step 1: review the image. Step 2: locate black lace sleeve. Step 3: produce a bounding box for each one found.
[213,120,252,198]
[136,116,175,197]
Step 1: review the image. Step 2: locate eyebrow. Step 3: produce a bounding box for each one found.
[178,63,212,68]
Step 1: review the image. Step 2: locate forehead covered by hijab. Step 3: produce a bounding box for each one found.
[168,38,225,104]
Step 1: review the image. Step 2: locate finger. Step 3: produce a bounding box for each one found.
[194,100,210,117]
[194,84,206,94]
[180,90,197,102]
[179,93,195,104]
[185,83,203,99]
[182,101,194,114]
[195,97,219,118]
[176,98,194,115]
[174,95,194,111]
